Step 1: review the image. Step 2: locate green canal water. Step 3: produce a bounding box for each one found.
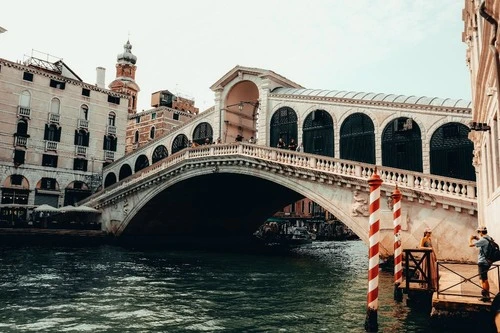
[0,240,487,332]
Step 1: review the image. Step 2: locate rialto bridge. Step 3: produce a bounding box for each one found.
[82,66,479,261]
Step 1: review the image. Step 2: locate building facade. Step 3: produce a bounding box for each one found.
[463,0,500,239]
[0,52,128,225]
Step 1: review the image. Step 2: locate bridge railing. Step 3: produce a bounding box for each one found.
[81,143,477,206]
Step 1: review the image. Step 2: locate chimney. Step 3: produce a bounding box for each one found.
[96,67,106,88]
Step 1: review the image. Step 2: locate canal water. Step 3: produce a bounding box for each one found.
[0,240,482,332]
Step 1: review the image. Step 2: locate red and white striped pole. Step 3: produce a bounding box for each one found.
[392,186,403,301]
[365,168,383,332]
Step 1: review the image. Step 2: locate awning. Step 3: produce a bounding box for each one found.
[60,205,100,214]
[33,204,60,213]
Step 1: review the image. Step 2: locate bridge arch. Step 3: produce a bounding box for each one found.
[430,122,475,181]
[382,116,423,172]
[172,134,189,154]
[340,112,375,163]
[152,145,169,164]
[134,154,150,173]
[119,163,132,180]
[270,106,298,148]
[104,173,117,188]
[192,122,214,145]
[302,109,334,156]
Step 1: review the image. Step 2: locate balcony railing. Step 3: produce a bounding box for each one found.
[75,145,87,157]
[106,125,117,136]
[78,119,89,129]
[14,136,28,147]
[17,106,31,118]
[48,112,60,123]
[104,150,115,161]
[45,140,58,151]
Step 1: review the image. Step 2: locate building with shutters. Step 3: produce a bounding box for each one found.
[0,50,128,226]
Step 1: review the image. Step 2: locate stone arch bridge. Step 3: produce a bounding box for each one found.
[82,143,478,262]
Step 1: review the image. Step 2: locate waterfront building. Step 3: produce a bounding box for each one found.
[0,50,128,225]
[463,0,500,240]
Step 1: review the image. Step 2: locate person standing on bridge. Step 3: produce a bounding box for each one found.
[419,228,438,290]
[469,226,492,302]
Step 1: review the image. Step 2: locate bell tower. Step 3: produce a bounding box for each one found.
[109,40,140,115]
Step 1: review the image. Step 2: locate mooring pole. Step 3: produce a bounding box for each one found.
[392,186,403,301]
[365,167,383,332]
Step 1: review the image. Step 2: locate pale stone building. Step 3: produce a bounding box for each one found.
[463,0,500,240]
[0,52,128,225]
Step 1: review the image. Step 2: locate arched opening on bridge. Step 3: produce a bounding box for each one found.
[430,122,475,181]
[270,107,298,148]
[119,164,133,180]
[64,181,91,206]
[172,134,189,154]
[302,109,333,157]
[340,113,375,163]
[152,145,169,164]
[104,173,117,188]
[382,117,422,172]
[192,122,213,145]
[134,154,150,173]
[224,80,259,143]
[34,177,59,207]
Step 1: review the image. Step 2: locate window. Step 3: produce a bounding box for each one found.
[44,124,61,142]
[108,95,120,104]
[74,129,89,146]
[80,105,89,120]
[73,158,88,171]
[11,174,23,186]
[19,90,31,108]
[49,79,65,90]
[23,72,33,82]
[42,154,58,168]
[151,112,156,120]
[82,88,90,97]
[134,131,139,143]
[150,126,155,139]
[16,120,28,137]
[13,150,25,166]
[173,113,180,121]
[135,116,140,124]
[103,135,117,151]
[108,112,116,126]
[41,178,57,190]
[50,98,60,114]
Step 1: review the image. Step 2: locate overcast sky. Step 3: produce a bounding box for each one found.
[1,0,470,112]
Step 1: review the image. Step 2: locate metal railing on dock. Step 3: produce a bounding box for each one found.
[403,248,435,292]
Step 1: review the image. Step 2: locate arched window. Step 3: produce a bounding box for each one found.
[192,122,213,145]
[340,113,375,163]
[302,110,333,157]
[134,154,150,172]
[172,134,189,154]
[50,97,60,114]
[44,124,61,142]
[104,173,117,188]
[74,129,89,146]
[150,126,155,139]
[108,112,116,126]
[19,90,31,108]
[382,117,422,172]
[152,145,169,164]
[119,164,132,180]
[134,131,139,143]
[430,122,475,180]
[103,135,117,151]
[80,104,89,120]
[16,120,28,137]
[270,107,298,148]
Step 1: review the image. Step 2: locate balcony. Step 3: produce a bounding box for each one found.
[17,106,31,118]
[77,119,89,129]
[104,150,115,161]
[14,136,27,147]
[48,112,60,124]
[45,140,58,151]
[75,145,87,157]
[106,125,116,136]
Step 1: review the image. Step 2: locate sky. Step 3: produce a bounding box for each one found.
[1,1,471,113]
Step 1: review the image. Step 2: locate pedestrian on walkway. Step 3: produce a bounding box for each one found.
[469,226,492,302]
[419,227,438,290]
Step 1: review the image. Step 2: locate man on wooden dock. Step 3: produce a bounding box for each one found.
[469,226,492,302]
